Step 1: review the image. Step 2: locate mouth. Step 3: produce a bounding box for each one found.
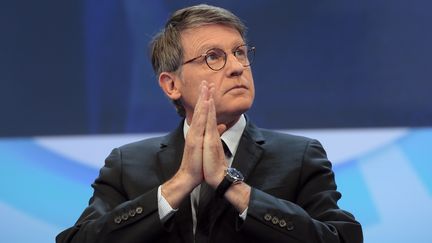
[225,85,248,94]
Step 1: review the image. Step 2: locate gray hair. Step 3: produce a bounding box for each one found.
[150,4,247,117]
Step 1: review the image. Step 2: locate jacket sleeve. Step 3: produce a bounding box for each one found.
[56,148,167,243]
[239,139,363,243]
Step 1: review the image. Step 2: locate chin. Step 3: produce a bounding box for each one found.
[217,93,253,110]
[217,101,253,121]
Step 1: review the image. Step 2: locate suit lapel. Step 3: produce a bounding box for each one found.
[157,121,185,182]
[156,120,194,242]
[231,120,265,181]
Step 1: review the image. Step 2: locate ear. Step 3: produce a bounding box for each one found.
[159,72,181,100]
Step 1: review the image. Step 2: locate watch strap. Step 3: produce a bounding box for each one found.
[215,176,232,198]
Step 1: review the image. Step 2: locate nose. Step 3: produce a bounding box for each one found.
[225,53,244,77]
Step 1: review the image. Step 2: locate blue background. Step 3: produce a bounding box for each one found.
[1,1,431,242]
[1,0,431,136]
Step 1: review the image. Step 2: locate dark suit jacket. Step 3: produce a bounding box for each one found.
[56,119,363,243]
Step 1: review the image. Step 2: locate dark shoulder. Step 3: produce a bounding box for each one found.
[259,128,314,145]
[258,128,326,158]
[117,134,166,154]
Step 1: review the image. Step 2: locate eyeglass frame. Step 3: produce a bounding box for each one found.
[182,44,256,71]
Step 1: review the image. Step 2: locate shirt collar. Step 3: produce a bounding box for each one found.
[183,114,246,158]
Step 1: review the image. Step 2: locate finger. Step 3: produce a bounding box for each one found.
[206,87,222,145]
[188,81,209,138]
[205,97,218,140]
[208,82,215,91]
[207,84,228,135]
[205,98,225,159]
[192,80,208,114]
[206,85,222,140]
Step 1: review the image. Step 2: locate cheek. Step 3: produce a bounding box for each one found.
[182,89,200,109]
[178,82,201,110]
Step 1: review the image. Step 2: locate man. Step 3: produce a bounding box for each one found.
[57,4,363,243]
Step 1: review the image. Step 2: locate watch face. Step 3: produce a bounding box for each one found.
[227,168,244,181]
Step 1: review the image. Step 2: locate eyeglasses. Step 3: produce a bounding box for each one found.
[182,44,256,71]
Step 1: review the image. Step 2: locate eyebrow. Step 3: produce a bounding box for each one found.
[196,41,246,55]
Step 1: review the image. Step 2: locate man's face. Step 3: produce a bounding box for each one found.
[177,24,255,124]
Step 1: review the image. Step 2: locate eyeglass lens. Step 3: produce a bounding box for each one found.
[205,45,255,71]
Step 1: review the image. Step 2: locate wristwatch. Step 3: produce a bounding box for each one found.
[215,167,244,198]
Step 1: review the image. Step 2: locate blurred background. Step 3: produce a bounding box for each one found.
[1,0,431,242]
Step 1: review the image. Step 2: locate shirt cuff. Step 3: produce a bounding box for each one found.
[239,207,248,220]
[157,185,178,222]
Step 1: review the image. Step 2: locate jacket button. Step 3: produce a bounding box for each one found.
[286,221,294,231]
[121,213,129,221]
[129,209,136,217]
[279,219,287,227]
[114,216,122,224]
[271,216,279,225]
[264,213,272,221]
[136,206,143,214]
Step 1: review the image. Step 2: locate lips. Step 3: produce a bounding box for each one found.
[225,85,248,94]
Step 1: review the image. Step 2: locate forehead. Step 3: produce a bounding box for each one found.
[180,24,244,55]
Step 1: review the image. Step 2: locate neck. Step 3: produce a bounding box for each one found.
[220,116,241,131]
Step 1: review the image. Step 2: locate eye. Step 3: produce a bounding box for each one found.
[205,49,224,63]
[234,46,247,58]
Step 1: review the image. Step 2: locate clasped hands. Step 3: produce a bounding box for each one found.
[161,81,229,208]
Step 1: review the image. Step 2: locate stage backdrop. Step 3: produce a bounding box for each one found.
[1,1,431,242]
